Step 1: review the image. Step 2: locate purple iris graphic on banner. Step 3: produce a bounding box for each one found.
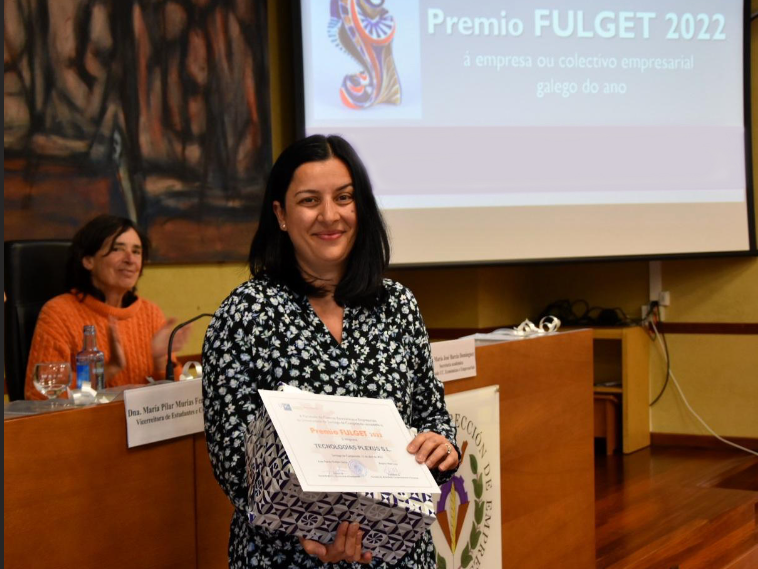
[436,441,470,554]
[328,0,402,109]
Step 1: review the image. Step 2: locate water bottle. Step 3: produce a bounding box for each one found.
[76,325,106,390]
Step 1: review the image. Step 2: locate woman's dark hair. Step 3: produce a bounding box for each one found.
[249,134,390,307]
[66,214,150,306]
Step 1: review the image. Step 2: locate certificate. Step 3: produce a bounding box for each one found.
[259,390,441,494]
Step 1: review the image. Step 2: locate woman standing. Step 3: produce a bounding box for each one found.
[203,135,459,568]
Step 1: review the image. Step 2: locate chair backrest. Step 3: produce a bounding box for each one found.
[4,240,72,400]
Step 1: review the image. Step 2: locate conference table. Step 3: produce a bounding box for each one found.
[4,330,595,569]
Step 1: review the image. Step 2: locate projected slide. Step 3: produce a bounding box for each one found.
[300,0,751,263]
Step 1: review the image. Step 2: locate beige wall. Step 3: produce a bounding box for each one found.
[138,263,249,359]
[640,7,757,438]
[142,0,757,438]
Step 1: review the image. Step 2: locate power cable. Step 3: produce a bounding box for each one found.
[648,303,670,406]
[648,319,758,458]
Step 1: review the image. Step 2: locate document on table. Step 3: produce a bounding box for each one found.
[259,390,441,494]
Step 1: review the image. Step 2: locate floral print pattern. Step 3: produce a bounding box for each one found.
[202,277,459,568]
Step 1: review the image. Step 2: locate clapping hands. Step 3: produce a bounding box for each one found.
[105,317,127,381]
[106,317,192,381]
[151,318,192,375]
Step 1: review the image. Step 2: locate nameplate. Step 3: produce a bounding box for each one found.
[123,380,204,448]
[430,337,477,382]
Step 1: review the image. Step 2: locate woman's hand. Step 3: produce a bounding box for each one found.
[151,318,192,372]
[407,431,459,472]
[105,317,127,381]
[299,521,372,564]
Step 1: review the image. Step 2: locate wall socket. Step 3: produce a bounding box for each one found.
[641,291,671,321]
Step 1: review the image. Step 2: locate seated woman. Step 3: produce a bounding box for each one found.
[25,215,189,399]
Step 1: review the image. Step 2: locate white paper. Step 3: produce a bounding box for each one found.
[430,338,477,381]
[123,380,204,448]
[258,390,440,494]
[461,333,525,347]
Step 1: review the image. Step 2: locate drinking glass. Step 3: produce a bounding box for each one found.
[33,362,72,403]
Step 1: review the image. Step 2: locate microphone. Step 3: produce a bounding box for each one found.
[165,313,214,382]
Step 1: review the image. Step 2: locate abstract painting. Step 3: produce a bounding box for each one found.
[4,0,271,262]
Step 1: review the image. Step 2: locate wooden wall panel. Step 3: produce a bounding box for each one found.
[445,330,596,569]
[194,435,235,569]
[4,404,196,569]
[5,331,595,569]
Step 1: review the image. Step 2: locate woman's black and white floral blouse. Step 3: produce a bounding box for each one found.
[202,276,459,569]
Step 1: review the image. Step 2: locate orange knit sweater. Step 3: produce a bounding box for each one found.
[25,292,177,399]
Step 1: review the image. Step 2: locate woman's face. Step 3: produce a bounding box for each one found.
[82,228,143,296]
[273,158,357,278]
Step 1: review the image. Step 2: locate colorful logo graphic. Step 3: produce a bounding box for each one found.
[436,441,471,556]
[434,430,497,568]
[328,0,402,109]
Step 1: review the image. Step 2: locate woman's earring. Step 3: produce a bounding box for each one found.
[281,223,286,230]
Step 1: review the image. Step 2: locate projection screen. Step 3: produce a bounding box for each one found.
[296,0,755,264]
